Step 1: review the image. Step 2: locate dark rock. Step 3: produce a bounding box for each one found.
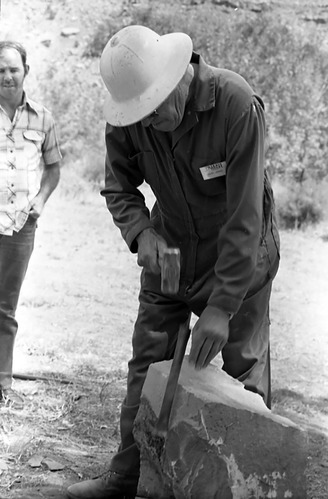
[60,27,80,37]
[134,359,308,499]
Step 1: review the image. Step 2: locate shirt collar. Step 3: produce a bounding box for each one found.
[170,53,216,146]
[20,92,40,115]
[188,52,216,113]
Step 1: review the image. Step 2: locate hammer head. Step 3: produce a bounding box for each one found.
[161,248,180,295]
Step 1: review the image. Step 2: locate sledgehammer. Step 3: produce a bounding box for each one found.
[157,248,191,435]
[156,320,191,436]
[161,247,181,295]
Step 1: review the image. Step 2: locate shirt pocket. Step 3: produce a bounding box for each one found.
[191,155,227,197]
[22,130,44,169]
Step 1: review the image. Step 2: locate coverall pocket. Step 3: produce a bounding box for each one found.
[191,156,227,197]
[247,241,272,299]
[262,173,280,250]
[262,172,280,259]
[262,173,272,238]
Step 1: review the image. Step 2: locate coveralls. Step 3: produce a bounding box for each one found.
[101,53,280,478]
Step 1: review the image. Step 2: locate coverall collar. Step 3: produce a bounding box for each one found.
[189,52,216,113]
[171,52,216,147]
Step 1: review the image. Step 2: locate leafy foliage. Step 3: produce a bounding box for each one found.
[50,0,328,226]
[39,57,106,187]
[273,178,326,229]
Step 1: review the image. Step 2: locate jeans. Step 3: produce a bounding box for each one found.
[0,217,37,389]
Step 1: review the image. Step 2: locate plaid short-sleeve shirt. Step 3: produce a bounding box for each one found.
[0,94,62,235]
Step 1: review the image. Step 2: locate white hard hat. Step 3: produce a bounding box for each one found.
[99,25,193,126]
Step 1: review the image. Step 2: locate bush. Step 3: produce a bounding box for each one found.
[38,0,328,225]
[273,178,326,229]
[82,0,328,190]
[38,60,106,186]
[83,18,126,58]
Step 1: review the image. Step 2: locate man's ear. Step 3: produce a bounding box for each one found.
[24,64,30,76]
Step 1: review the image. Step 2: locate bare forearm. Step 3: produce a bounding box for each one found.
[38,162,60,203]
[29,162,60,219]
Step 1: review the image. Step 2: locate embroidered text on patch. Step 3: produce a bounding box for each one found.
[199,161,226,180]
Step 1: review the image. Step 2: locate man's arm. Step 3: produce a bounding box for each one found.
[101,124,170,272]
[189,97,266,369]
[29,162,60,219]
[101,124,153,252]
[209,97,266,315]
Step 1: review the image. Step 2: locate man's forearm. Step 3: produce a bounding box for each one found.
[38,162,60,203]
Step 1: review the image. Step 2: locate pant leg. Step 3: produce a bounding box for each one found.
[110,269,190,477]
[220,199,279,408]
[110,213,279,475]
[185,273,274,408]
[110,269,274,477]
[221,280,273,408]
[0,217,36,389]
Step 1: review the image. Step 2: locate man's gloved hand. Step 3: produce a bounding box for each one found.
[189,306,230,370]
[136,228,168,274]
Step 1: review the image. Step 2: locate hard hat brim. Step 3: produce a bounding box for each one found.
[102,32,193,127]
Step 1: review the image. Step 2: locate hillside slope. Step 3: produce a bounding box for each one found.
[0,2,327,499]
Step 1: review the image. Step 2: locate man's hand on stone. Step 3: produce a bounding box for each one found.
[136,228,168,274]
[189,306,230,370]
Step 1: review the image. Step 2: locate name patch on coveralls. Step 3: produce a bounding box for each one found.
[200,161,226,180]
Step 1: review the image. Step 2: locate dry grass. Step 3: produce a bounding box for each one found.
[0,181,326,498]
[0,369,126,497]
[1,0,328,497]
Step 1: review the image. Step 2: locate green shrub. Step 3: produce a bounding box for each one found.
[273,178,326,229]
[83,1,328,190]
[39,61,107,184]
[83,18,125,58]
[39,0,328,226]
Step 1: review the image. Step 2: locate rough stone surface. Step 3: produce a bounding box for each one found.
[134,358,308,499]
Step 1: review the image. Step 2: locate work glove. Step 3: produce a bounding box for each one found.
[136,227,168,274]
[189,305,230,370]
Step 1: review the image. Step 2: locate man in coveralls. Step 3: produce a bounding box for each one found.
[67,25,280,499]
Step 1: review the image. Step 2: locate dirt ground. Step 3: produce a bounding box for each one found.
[0,0,328,497]
[0,182,326,499]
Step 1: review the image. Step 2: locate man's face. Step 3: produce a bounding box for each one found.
[141,65,194,132]
[0,48,27,102]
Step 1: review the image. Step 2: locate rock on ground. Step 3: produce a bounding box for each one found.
[134,359,308,499]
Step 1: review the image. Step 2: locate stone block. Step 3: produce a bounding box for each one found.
[134,358,308,499]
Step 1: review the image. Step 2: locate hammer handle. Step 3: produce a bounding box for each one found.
[161,248,180,294]
[157,320,191,434]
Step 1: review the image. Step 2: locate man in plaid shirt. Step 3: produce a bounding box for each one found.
[0,41,61,408]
